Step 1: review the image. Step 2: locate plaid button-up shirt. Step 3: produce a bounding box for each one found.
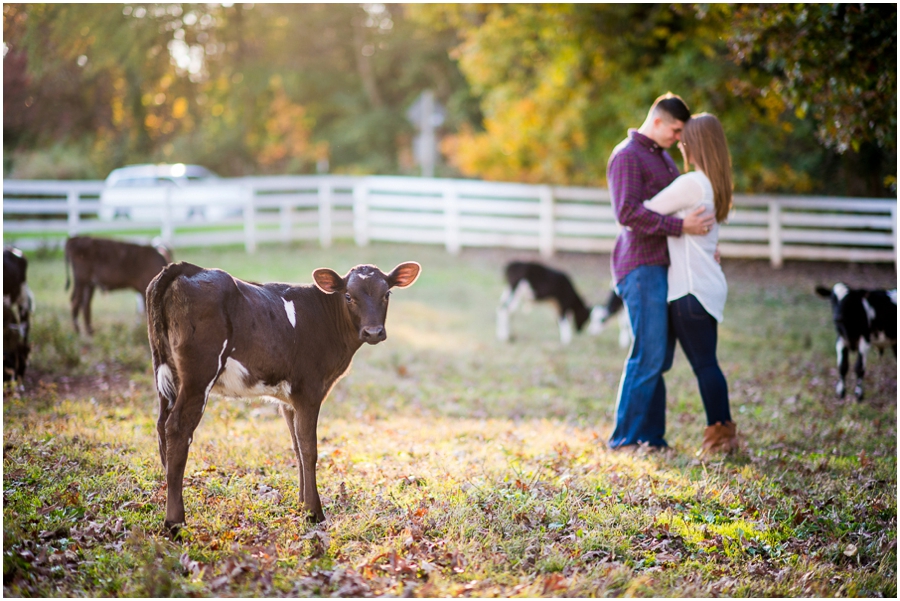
[607,129,683,283]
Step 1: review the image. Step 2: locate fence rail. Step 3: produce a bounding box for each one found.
[3,176,896,267]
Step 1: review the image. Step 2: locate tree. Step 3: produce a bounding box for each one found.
[728,3,896,155]
[411,3,896,195]
[3,3,472,178]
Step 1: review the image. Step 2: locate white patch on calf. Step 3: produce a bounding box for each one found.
[283,298,297,328]
[833,283,849,302]
[858,338,870,371]
[862,297,876,324]
[211,356,293,404]
[888,289,897,305]
[203,339,229,413]
[156,364,177,410]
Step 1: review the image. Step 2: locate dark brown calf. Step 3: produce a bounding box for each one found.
[146,260,420,532]
[65,236,171,335]
[4,247,34,381]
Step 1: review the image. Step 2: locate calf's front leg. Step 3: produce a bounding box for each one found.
[835,338,849,398]
[284,400,325,522]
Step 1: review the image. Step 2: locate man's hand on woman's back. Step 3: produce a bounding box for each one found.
[682,206,716,236]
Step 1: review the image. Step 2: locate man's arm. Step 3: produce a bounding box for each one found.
[608,151,683,237]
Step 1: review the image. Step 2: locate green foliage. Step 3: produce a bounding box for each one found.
[728,3,897,155]
[3,4,472,178]
[4,4,896,194]
[3,243,896,596]
[415,3,895,195]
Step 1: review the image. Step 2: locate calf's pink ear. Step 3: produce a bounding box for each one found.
[313,268,345,294]
[387,262,421,288]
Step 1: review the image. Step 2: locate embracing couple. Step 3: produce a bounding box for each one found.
[606,92,737,457]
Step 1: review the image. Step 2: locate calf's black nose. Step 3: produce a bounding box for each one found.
[361,325,386,344]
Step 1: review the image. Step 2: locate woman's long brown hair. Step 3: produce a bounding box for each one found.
[681,113,733,223]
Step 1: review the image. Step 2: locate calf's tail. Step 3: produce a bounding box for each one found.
[146,262,204,374]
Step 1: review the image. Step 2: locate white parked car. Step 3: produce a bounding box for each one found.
[98,163,244,222]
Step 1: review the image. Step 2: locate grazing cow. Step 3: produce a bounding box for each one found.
[496,261,604,345]
[3,247,35,382]
[815,283,897,400]
[65,236,172,335]
[147,260,421,531]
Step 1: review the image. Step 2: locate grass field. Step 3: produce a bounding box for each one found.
[3,241,897,597]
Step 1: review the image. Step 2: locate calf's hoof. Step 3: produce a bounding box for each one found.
[854,386,865,401]
[305,510,326,524]
[164,520,184,538]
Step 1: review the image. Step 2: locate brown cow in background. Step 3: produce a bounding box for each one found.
[4,246,35,382]
[65,236,172,335]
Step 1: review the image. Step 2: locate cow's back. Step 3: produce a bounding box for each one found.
[67,236,167,293]
[868,290,898,340]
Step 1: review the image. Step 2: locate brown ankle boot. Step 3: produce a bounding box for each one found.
[697,421,738,457]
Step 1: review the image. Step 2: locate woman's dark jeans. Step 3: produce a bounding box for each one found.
[668,294,731,425]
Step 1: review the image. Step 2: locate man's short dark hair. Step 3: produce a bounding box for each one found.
[651,93,691,123]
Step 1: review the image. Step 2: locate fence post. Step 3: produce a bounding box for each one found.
[161,187,174,245]
[538,185,555,258]
[243,186,257,253]
[319,180,333,248]
[892,204,897,269]
[353,180,369,247]
[443,182,461,254]
[279,200,292,244]
[768,199,783,268]
[66,190,80,237]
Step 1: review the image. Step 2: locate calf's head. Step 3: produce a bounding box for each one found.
[313,261,421,344]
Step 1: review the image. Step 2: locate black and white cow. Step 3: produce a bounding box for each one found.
[496,261,605,345]
[816,283,897,400]
[3,247,35,382]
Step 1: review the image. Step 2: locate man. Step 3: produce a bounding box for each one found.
[607,92,715,449]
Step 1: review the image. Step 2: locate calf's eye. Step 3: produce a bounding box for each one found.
[345,293,352,303]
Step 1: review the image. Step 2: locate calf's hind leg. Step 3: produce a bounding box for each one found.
[853,340,869,400]
[69,282,87,334]
[162,362,219,532]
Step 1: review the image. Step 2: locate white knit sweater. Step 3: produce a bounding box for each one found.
[643,170,728,322]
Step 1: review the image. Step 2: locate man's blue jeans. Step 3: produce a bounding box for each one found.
[609,265,675,448]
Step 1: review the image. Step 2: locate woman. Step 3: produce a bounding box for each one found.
[643,113,737,456]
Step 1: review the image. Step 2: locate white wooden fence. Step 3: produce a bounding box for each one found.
[3,175,896,267]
